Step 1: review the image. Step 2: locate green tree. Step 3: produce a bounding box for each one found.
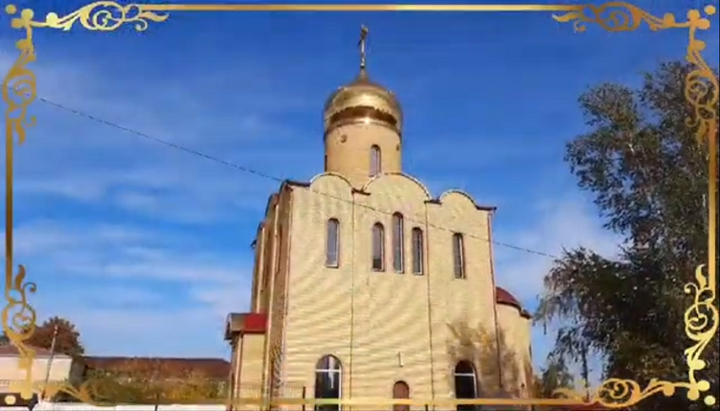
[536,61,718,410]
[535,354,575,399]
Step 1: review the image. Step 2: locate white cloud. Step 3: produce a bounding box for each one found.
[0,43,302,146]
[7,218,254,357]
[0,43,288,357]
[494,194,622,307]
[15,219,251,283]
[408,135,557,173]
[38,302,233,357]
[15,164,281,223]
[490,193,619,380]
[2,44,316,224]
[14,220,154,256]
[70,285,165,307]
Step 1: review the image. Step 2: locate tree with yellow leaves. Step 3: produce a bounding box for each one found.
[85,359,225,404]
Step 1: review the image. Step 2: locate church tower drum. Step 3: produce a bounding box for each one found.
[323,26,403,188]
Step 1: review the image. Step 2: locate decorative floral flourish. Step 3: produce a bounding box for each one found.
[552,2,691,33]
[2,3,39,402]
[2,5,37,144]
[34,1,169,32]
[2,266,38,347]
[1,1,718,407]
[553,3,718,408]
[681,8,719,144]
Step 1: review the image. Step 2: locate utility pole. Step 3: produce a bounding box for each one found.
[41,324,59,402]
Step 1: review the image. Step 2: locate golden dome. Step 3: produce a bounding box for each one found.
[323,68,403,136]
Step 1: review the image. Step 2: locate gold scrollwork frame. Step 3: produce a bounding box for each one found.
[1,1,718,408]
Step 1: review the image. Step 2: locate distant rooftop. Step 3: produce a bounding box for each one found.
[0,343,68,358]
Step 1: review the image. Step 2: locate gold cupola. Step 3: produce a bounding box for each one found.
[323,27,403,136]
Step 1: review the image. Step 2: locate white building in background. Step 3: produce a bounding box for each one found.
[0,343,73,392]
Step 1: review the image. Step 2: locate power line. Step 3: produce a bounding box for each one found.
[33,94,559,260]
[37,97,284,184]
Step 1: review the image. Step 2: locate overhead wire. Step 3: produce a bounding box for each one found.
[32,94,559,260]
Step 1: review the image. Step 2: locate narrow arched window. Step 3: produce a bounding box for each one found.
[372,223,385,271]
[454,361,478,411]
[452,233,466,279]
[392,213,404,273]
[411,228,424,275]
[315,355,342,411]
[326,218,340,268]
[370,145,382,176]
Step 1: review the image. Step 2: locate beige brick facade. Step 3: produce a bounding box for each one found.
[224,54,533,410]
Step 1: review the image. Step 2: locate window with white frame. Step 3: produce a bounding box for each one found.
[454,360,478,411]
[315,355,342,411]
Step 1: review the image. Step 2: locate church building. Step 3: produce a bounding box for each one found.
[224,27,534,410]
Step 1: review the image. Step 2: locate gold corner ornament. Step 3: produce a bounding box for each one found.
[26,2,169,32]
[2,2,39,402]
[2,1,717,408]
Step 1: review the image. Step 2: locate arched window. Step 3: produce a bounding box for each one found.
[372,223,385,271]
[392,380,410,411]
[454,361,478,411]
[411,228,424,275]
[392,213,404,273]
[315,355,342,411]
[370,145,382,176]
[452,233,466,279]
[326,218,340,267]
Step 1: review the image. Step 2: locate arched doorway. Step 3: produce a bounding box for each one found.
[392,381,410,411]
[454,361,478,411]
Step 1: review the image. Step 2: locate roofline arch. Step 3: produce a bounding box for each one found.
[362,171,432,199]
[435,189,497,212]
[496,302,533,320]
[309,171,355,190]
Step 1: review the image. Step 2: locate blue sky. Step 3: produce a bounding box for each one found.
[1,0,718,382]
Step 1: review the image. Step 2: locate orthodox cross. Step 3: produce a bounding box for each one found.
[358,25,369,70]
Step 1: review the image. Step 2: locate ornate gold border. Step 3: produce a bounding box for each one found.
[2,2,717,408]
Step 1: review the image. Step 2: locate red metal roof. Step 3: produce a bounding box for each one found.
[495,286,532,319]
[495,286,521,308]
